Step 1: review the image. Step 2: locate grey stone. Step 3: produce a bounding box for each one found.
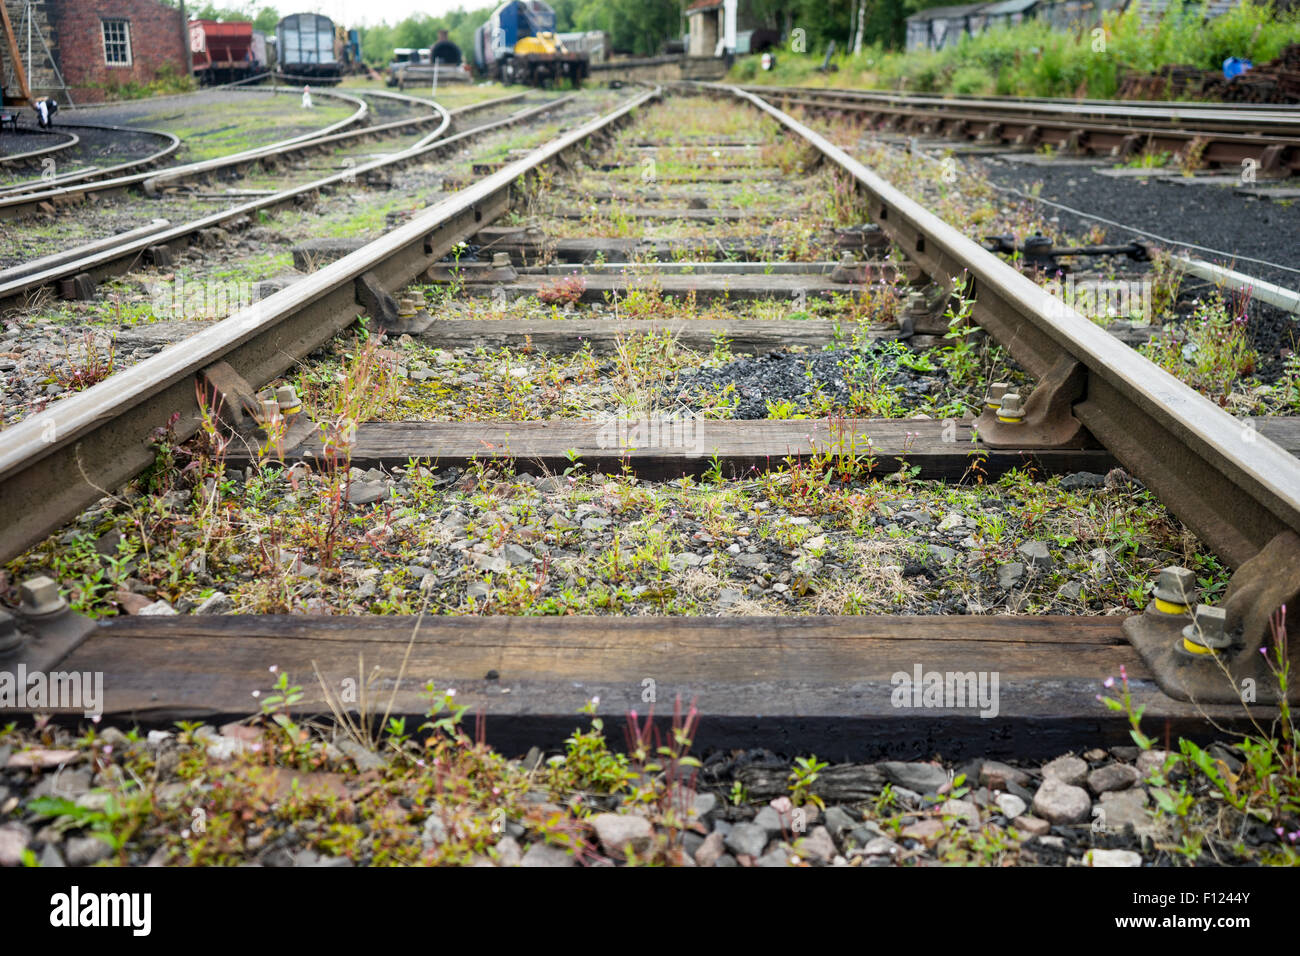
[1042,754,1088,787]
[1031,778,1092,824]
[39,843,66,867]
[695,830,726,866]
[1060,472,1106,490]
[581,517,610,531]
[1018,540,1053,569]
[1014,815,1051,836]
[755,847,791,867]
[980,760,1031,789]
[592,813,653,857]
[1056,580,1084,601]
[823,805,856,837]
[928,545,958,564]
[521,843,577,867]
[467,581,491,599]
[692,792,719,821]
[1098,788,1163,838]
[348,482,388,505]
[138,600,178,616]
[995,793,1027,819]
[1088,763,1140,794]
[32,768,91,799]
[724,822,769,859]
[494,835,523,866]
[195,591,235,615]
[337,738,385,772]
[997,562,1025,588]
[752,806,785,836]
[422,815,448,848]
[717,588,743,607]
[860,836,900,858]
[796,826,836,864]
[940,798,979,824]
[65,835,113,866]
[475,554,509,574]
[0,823,30,867]
[502,543,534,566]
[879,761,948,794]
[1136,749,1175,780]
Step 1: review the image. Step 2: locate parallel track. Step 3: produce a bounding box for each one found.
[742,83,1300,175]
[1,84,1295,754]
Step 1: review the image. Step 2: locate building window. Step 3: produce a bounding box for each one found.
[102,19,132,66]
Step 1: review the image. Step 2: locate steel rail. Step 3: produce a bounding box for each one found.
[734,85,1300,570]
[0,123,180,195]
[0,90,526,217]
[0,130,80,168]
[0,88,368,202]
[739,83,1300,131]
[0,94,570,308]
[748,84,1300,174]
[0,87,660,566]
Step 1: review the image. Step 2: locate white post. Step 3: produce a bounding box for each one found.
[723,0,737,54]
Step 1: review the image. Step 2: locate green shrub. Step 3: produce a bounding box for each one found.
[731,0,1300,100]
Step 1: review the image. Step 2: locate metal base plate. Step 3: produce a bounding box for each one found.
[1122,607,1292,705]
[0,611,98,677]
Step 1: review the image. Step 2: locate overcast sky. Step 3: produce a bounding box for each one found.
[246,0,485,28]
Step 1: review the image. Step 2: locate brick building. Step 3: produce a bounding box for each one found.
[2,0,190,103]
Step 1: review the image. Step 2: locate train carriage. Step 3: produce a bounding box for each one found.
[276,12,343,84]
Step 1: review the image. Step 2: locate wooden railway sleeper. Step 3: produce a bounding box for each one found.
[1122,532,1300,704]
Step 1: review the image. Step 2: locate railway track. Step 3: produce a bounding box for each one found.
[0,91,562,307]
[741,83,1300,177]
[1,82,1297,766]
[0,87,456,216]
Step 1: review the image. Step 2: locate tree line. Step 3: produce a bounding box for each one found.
[160,1,960,64]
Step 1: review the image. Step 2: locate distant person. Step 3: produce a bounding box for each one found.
[34,96,58,128]
[301,85,313,109]
[431,29,462,67]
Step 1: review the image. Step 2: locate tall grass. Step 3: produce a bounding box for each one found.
[733,0,1300,99]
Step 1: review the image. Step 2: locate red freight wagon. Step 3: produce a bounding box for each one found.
[189,19,262,85]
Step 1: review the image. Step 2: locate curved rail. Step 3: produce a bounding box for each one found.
[0,87,659,567]
[0,86,369,202]
[0,93,577,307]
[0,123,180,194]
[0,130,80,169]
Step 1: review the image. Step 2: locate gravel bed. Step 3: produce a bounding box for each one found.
[978,157,1300,294]
[670,342,960,419]
[0,721,1287,867]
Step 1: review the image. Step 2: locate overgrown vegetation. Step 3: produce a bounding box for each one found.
[735,0,1300,99]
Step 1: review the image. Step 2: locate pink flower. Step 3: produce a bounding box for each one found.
[1103,677,1115,688]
